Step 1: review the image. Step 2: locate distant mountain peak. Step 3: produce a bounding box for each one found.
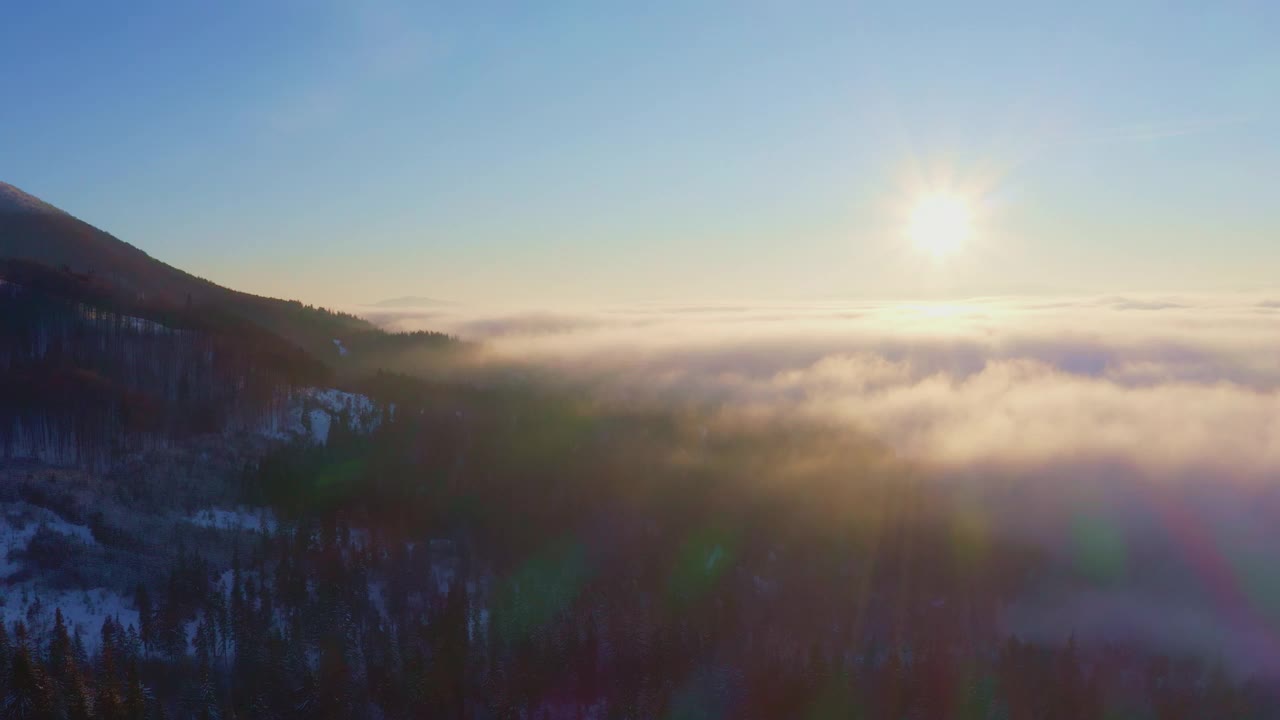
[0,181,69,217]
[372,296,452,308]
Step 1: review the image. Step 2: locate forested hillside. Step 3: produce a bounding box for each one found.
[2,376,1276,718]
[0,260,327,469]
[0,181,412,365]
[0,217,454,468]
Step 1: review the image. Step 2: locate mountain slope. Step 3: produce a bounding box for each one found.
[0,181,375,361]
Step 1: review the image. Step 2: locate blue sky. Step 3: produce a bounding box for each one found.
[2,1,1276,304]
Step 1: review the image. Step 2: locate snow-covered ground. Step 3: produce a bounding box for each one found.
[1,502,96,578]
[0,501,140,653]
[433,563,456,596]
[260,387,383,445]
[0,584,137,654]
[307,388,381,433]
[368,580,388,620]
[186,507,277,533]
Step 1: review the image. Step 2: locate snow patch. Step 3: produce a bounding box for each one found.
[433,561,456,596]
[308,408,332,444]
[0,584,138,654]
[1,503,96,578]
[186,507,277,533]
[368,581,387,620]
[259,387,383,446]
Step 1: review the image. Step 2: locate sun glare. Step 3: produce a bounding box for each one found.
[908,192,972,259]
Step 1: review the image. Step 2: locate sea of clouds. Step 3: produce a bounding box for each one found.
[367,293,1280,481]
[364,293,1280,673]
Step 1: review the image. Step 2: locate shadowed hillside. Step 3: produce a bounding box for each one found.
[0,182,459,375]
[0,183,461,471]
[0,181,378,362]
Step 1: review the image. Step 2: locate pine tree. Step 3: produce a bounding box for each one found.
[124,661,146,720]
[47,608,91,720]
[0,619,11,702]
[65,677,93,720]
[230,543,245,656]
[134,584,153,655]
[8,621,56,720]
[95,618,124,720]
[193,618,212,670]
[72,632,89,672]
[94,679,123,720]
[47,609,72,683]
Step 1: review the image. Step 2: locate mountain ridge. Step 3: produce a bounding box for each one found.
[0,180,382,363]
[0,181,72,217]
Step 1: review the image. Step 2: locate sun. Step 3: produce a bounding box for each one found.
[907,192,972,259]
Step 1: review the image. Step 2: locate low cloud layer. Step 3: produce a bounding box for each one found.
[366,292,1280,672]
[368,293,1280,480]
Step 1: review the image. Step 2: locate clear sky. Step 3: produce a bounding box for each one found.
[2,1,1276,305]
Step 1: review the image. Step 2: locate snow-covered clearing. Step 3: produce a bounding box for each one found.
[1,502,95,578]
[0,584,138,654]
[259,387,383,445]
[0,501,135,652]
[186,507,277,533]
